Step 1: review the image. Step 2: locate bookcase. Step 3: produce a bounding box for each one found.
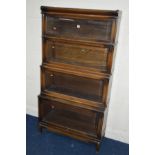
[38,6,120,151]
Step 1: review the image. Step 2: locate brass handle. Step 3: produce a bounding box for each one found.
[51,105,55,109]
[77,24,80,29]
[53,26,57,30]
[81,49,85,52]
[50,74,54,77]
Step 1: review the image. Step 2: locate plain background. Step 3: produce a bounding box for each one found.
[1,0,155,155]
[26,0,129,143]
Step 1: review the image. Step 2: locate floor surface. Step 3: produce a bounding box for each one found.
[26,114,129,155]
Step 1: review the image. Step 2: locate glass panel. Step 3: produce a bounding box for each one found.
[45,40,109,71]
[45,16,113,42]
[39,99,97,136]
[44,70,103,102]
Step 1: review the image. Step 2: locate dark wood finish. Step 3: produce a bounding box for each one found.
[45,16,114,43]
[41,65,109,103]
[39,96,98,136]
[43,37,114,73]
[39,6,120,152]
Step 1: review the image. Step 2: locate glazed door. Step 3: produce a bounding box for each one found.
[44,16,115,42]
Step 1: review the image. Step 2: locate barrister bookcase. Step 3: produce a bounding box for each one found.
[38,6,120,151]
